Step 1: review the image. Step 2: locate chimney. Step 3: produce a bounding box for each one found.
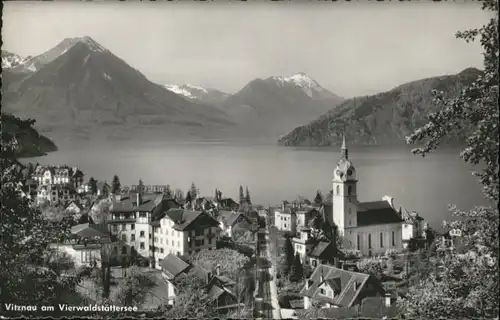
[207,271,212,283]
[385,293,391,307]
[136,192,142,206]
[281,201,286,211]
[215,264,220,276]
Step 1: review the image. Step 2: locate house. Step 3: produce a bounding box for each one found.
[219,198,239,211]
[292,227,343,267]
[108,192,181,262]
[50,222,116,267]
[327,136,404,257]
[150,207,221,269]
[159,253,192,305]
[401,207,426,248]
[218,210,252,237]
[274,201,297,233]
[32,165,84,189]
[36,184,78,205]
[78,180,110,196]
[301,263,386,310]
[65,200,84,215]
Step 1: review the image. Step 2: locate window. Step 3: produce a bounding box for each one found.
[140,231,145,238]
[122,246,127,254]
[357,234,360,250]
[160,238,163,244]
[392,231,395,246]
[139,212,146,218]
[172,240,175,246]
[320,288,325,295]
[348,186,352,196]
[131,234,135,241]
[336,185,340,195]
[154,237,158,243]
[380,233,384,248]
[349,208,351,214]
[160,248,164,254]
[171,230,174,236]
[140,242,145,249]
[368,234,372,249]
[131,224,135,230]
[113,246,118,254]
[113,225,118,232]
[149,234,151,239]
[284,224,287,228]
[312,260,317,267]
[349,220,351,226]
[122,234,127,242]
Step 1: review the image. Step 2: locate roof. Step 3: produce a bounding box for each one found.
[110,192,164,213]
[162,209,219,231]
[65,200,83,211]
[309,241,332,258]
[150,198,183,221]
[300,264,380,308]
[70,223,110,239]
[356,201,403,226]
[160,254,191,279]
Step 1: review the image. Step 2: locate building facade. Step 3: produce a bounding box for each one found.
[329,137,404,257]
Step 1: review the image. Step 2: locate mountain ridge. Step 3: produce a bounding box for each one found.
[278,67,481,147]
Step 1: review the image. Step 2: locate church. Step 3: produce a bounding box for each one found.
[327,136,404,257]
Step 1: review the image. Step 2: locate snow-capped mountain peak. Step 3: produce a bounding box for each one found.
[76,36,107,53]
[271,72,326,98]
[1,50,30,69]
[164,84,222,99]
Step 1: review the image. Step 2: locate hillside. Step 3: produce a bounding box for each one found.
[1,37,235,143]
[220,73,343,140]
[1,113,58,158]
[278,68,481,146]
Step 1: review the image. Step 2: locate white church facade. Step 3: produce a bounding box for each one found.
[328,137,404,257]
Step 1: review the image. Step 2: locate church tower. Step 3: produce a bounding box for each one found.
[332,135,358,238]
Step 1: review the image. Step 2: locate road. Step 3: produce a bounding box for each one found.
[254,215,280,319]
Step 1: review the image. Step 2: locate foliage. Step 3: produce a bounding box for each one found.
[245,186,251,204]
[88,177,98,195]
[343,249,362,260]
[314,189,323,205]
[0,117,83,311]
[174,188,184,202]
[289,253,304,282]
[101,181,110,198]
[111,175,121,194]
[162,286,218,319]
[190,248,250,280]
[137,178,145,193]
[384,248,398,259]
[239,185,245,204]
[406,1,499,202]
[185,191,192,206]
[0,113,58,158]
[165,184,173,198]
[279,237,295,277]
[356,258,384,281]
[399,3,499,319]
[112,266,156,307]
[189,182,198,200]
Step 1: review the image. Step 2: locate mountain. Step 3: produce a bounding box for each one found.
[2,50,31,69]
[278,68,481,147]
[164,84,229,106]
[1,113,58,158]
[220,73,344,140]
[1,37,235,143]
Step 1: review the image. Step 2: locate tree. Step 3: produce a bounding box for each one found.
[189,248,250,280]
[314,190,323,205]
[101,181,109,198]
[0,115,85,312]
[88,177,98,195]
[111,175,121,195]
[189,182,198,200]
[405,1,498,202]
[399,2,499,318]
[165,185,173,198]
[356,259,384,281]
[174,188,184,202]
[239,185,245,205]
[137,178,144,193]
[289,253,304,282]
[245,186,251,204]
[185,191,192,207]
[112,266,156,307]
[280,237,295,277]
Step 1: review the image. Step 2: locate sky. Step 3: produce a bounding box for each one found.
[2,1,491,98]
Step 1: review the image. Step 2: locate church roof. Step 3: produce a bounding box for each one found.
[357,201,403,226]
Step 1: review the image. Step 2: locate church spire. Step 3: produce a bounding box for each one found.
[341,134,348,160]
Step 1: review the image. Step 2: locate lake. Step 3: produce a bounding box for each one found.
[29,141,487,229]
